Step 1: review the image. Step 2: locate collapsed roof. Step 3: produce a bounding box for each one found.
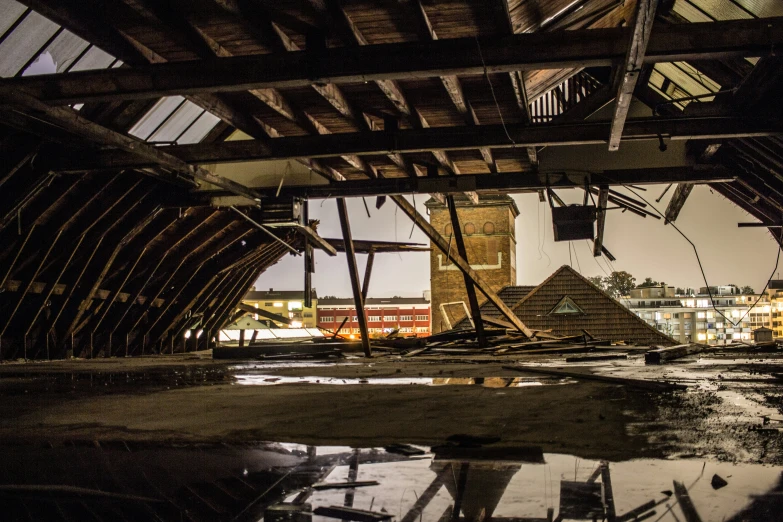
[0,0,781,357]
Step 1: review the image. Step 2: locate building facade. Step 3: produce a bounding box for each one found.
[317,296,431,338]
[425,195,519,333]
[242,289,318,328]
[627,286,771,345]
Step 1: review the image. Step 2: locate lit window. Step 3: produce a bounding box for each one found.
[400,315,413,321]
[697,312,706,319]
[290,321,302,328]
[273,302,283,307]
[288,301,302,310]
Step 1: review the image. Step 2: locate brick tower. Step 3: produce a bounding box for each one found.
[425,195,519,333]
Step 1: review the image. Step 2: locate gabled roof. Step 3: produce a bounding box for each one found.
[457,265,676,346]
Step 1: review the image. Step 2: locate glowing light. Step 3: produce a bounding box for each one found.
[349,334,356,339]
[273,302,283,307]
[184,331,191,338]
[290,321,302,328]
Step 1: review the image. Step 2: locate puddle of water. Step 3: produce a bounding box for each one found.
[233,375,553,388]
[1,442,778,521]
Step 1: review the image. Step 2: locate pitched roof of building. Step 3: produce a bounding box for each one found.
[245,289,317,301]
[318,297,430,307]
[456,265,676,346]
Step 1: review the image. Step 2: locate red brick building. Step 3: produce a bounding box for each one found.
[317,296,431,338]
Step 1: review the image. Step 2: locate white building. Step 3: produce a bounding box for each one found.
[627,286,771,345]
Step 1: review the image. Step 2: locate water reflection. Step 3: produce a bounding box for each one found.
[0,442,780,521]
[234,375,554,388]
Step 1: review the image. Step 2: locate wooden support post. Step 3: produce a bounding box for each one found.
[608,0,656,151]
[336,198,371,356]
[593,185,609,256]
[361,250,375,302]
[446,196,487,346]
[239,328,245,348]
[392,195,533,337]
[664,183,694,224]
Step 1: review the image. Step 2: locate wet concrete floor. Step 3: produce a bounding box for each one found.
[0,352,782,520]
[0,441,781,521]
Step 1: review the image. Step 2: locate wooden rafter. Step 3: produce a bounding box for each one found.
[7,17,781,104]
[608,0,657,151]
[54,117,782,171]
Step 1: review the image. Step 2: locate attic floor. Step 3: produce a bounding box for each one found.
[0,352,781,466]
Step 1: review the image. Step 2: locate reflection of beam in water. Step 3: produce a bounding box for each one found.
[400,464,453,522]
[431,460,524,522]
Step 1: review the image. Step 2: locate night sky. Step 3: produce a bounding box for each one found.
[256,186,781,298]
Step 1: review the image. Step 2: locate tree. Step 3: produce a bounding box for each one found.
[587,276,605,290]
[741,285,755,294]
[604,271,636,298]
[675,287,686,295]
[638,277,666,288]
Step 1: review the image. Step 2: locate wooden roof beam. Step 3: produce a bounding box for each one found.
[8,17,783,104]
[259,166,733,200]
[2,88,263,203]
[609,0,657,151]
[53,116,782,171]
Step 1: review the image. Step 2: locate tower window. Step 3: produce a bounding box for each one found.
[483,222,495,234]
[464,223,476,235]
[444,224,453,235]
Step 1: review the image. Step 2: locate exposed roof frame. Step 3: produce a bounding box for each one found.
[6,17,781,104]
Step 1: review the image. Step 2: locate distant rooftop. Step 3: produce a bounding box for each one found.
[245,289,317,301]
[319,296,430,306]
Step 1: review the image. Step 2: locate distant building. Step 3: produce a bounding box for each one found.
[317,294,431,338]
[455,265,676,346]
[765,281,783,338]
[627,288,770,345]
[242,289,318,328]
[426,195,519,333]
[629,286,676,299]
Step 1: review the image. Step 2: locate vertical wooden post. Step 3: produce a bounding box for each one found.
[336,198,371,357]
[361,250,375,302]
[239,328,245,347]
[446,195,487,347]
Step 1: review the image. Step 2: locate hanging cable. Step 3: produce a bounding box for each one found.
[600,181,782,328]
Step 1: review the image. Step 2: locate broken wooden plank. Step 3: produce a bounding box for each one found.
[644,343,709,365]
[565,354,628,362]
[480,315,515,329]
[313,506,392,522]
[501,366,687,391]
[311,481,379,490]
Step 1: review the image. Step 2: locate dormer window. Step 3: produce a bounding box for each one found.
[549,296,585,316]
